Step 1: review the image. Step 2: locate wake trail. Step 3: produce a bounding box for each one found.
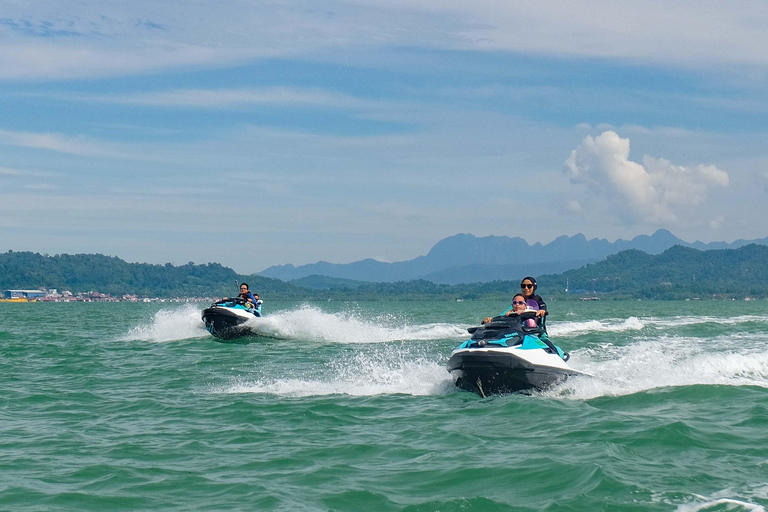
[549,317,645,336]
[546,332,768,400]
[223,347,454,397]
[241,304,468,344]
[552,314,768,338]
[120,304,209,342]
[122,303,468,345]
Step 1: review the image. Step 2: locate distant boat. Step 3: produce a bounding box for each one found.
[579,297,599,301]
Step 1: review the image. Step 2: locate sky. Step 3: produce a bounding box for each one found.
[1,1,767,274]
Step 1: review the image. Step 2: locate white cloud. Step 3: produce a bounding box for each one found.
[24,183,56,190]
[69,87,384,110]
[709,215,725,229]
[0,128,189,162]
[381,1,768,66]
[762,171,768,192]
[564,131,729,224]
[2,1,768,81]
[564,199,582,213]
[620,125,695,138]
[595,123,616,132]
[0,41,226,81]
[0,129,113,157]
[0,165,58,178]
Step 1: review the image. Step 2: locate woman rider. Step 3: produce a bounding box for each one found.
[520,276,547,318]
[481,276,547,324]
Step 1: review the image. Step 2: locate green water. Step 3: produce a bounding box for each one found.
[2,300,768,511]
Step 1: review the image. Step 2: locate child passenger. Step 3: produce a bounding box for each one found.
[481,293,537,326]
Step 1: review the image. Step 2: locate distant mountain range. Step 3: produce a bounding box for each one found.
[259,229,768,285]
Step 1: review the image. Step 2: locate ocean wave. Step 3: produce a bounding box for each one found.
[676,497,765,512]
[222,350,453,397]
[240,304,468,344]
[122,303,468,344]
[549,314,768,339]
[548,316,645,336]
[645,314,768,329]
[548,334,768,400]
[120,305,209,342]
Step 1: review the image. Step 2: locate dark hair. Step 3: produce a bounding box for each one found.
[520,276,537,291]
[240,283,249,290]
[513,293,526,302]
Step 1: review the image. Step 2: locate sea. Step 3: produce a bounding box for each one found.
[2,299,768,512]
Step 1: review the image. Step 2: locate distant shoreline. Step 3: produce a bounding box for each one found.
[3,244,768,301]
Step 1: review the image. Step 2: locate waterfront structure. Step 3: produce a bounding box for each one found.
[2,289,46,300]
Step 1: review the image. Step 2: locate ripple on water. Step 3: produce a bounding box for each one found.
[4,301,768,511]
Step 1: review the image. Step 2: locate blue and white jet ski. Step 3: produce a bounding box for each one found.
[447,311,585,396]
[202,297,262,340]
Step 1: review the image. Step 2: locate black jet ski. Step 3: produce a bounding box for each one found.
[447,312,585,397]
[202,297,262,340]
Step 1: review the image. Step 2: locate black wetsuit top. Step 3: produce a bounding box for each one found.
[528,294,547,312]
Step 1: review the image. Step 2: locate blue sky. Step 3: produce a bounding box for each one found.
[1,1,767,273]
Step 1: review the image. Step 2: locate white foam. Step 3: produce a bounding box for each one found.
[550,314,768,338]
[645,314,768,329]
[546,333,768,400]
[676,497,765,512]
[549,316,645,336]
[121,305,209,342]
[240,304,468,344]
[224,350,453,397]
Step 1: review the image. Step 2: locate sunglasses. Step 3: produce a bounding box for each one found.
[512,300,526,305]
[521,283,534,289]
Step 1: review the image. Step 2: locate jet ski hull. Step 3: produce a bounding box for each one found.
[202,306,261,340]
[447,349,579,396]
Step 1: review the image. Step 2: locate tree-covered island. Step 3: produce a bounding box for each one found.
[1,244,767,301]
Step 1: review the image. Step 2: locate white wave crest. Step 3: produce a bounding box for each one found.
[549,333,768,400]
[549,316,645,336]
[224,351,453,397]
[676,497,765,512]
[645,314,768,329]
[549,314,768,339]
[120,305,209,342]
[241,304,468,344]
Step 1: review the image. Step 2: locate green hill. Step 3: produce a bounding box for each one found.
[0,251,307,298]
[538,244,768,299]
[2,244,768,300]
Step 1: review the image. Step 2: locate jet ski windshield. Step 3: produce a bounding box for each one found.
[461,312,544,349]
